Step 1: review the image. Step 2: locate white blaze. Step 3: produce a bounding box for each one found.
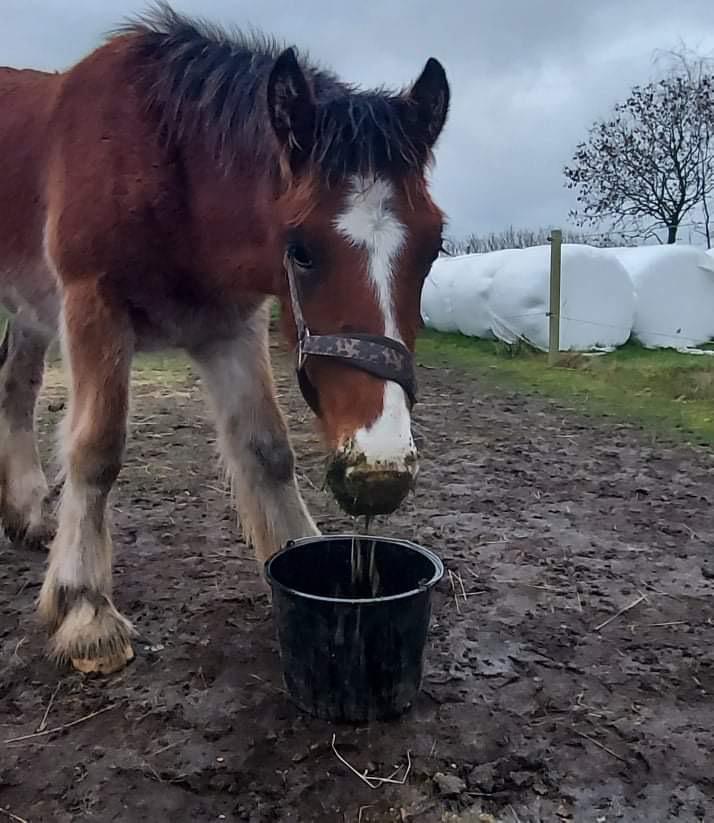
[334,176,416,472]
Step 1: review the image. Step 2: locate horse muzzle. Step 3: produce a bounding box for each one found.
[326,449,418,517]
[326,389,419,517]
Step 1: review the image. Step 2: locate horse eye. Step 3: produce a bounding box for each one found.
[289,243,313,269]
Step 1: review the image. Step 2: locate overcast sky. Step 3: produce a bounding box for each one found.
[5,0,714,239]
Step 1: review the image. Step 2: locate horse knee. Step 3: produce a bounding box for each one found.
[68,436,124,491]
[248,430,295,484]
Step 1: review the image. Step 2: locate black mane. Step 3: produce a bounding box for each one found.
[114,2,429,178]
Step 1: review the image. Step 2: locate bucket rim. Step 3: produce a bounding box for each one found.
[264,533,444,605]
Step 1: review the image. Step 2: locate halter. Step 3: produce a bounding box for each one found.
[283,251,418,415]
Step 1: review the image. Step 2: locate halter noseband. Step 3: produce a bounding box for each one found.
[283,252,418,415]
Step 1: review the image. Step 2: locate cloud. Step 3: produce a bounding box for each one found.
[5,0,714,237]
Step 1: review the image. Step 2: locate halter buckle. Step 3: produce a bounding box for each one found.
[296,326,310,370]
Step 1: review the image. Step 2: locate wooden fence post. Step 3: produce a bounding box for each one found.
[548,229,562,366]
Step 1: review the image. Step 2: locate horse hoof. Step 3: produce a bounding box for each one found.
[71,643,135,675]
[2,507,55,550]
[4,524,51,551]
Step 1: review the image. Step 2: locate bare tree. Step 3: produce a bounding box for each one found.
[654,45,714,248]
[564,72,714,244]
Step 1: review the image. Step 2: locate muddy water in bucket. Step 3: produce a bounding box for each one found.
[265,534,444,723]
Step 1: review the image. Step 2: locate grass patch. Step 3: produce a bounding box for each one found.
[39,317,714,447]
[44,349,195,392]
[416,331,714,446]
[130,353,195,386]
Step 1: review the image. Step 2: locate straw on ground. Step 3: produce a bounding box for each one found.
[331,734,411,790]
[4,704,118,745]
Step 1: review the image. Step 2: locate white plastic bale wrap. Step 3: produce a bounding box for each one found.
[421,252,511,337]
[487,244,635,351]
[449,250,515,337]
[420,255,461,333]
[610,245,714,349]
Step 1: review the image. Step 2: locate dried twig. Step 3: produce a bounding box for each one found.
[142,760,164,783]
[331,734,411,790]
[151,740,184,758]
[0,809,29,823]
[11,638,26,666]
[448,570,462,614]
[494,579,567,593]
[681,524,699,540]
[509,805,522,823]
[4,704,118,745]
[638,621,687,628]
[297,471,319,491]
[456,572,468,602]
[593,593,647,632]
[204,484,227,495]
[573,729,628,763]
[37,683,61,733]
[638,580,683,601]
[357,806,373,823]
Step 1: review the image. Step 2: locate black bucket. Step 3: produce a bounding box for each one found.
[264,534,444,724]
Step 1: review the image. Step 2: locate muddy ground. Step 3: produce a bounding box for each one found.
[1,340,713,823]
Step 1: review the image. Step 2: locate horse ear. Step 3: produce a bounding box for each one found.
[404,57,450,149]
[267,48,316,163]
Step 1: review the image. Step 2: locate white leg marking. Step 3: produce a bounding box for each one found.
[334,176,416,472]
[0,428,50,537]
[48,477,111,592]
[39,471,135,672]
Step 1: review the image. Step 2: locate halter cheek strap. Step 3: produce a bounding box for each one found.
[283,253,418,414]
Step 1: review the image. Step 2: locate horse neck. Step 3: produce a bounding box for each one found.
[180,140,286,296]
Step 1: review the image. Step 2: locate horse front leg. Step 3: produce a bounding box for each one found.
[38,281,134,674]
[190,305,319,566]
[0,317,52,546]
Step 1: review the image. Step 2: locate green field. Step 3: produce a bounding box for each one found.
[20,298,714,449]
[415,330,714,446]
